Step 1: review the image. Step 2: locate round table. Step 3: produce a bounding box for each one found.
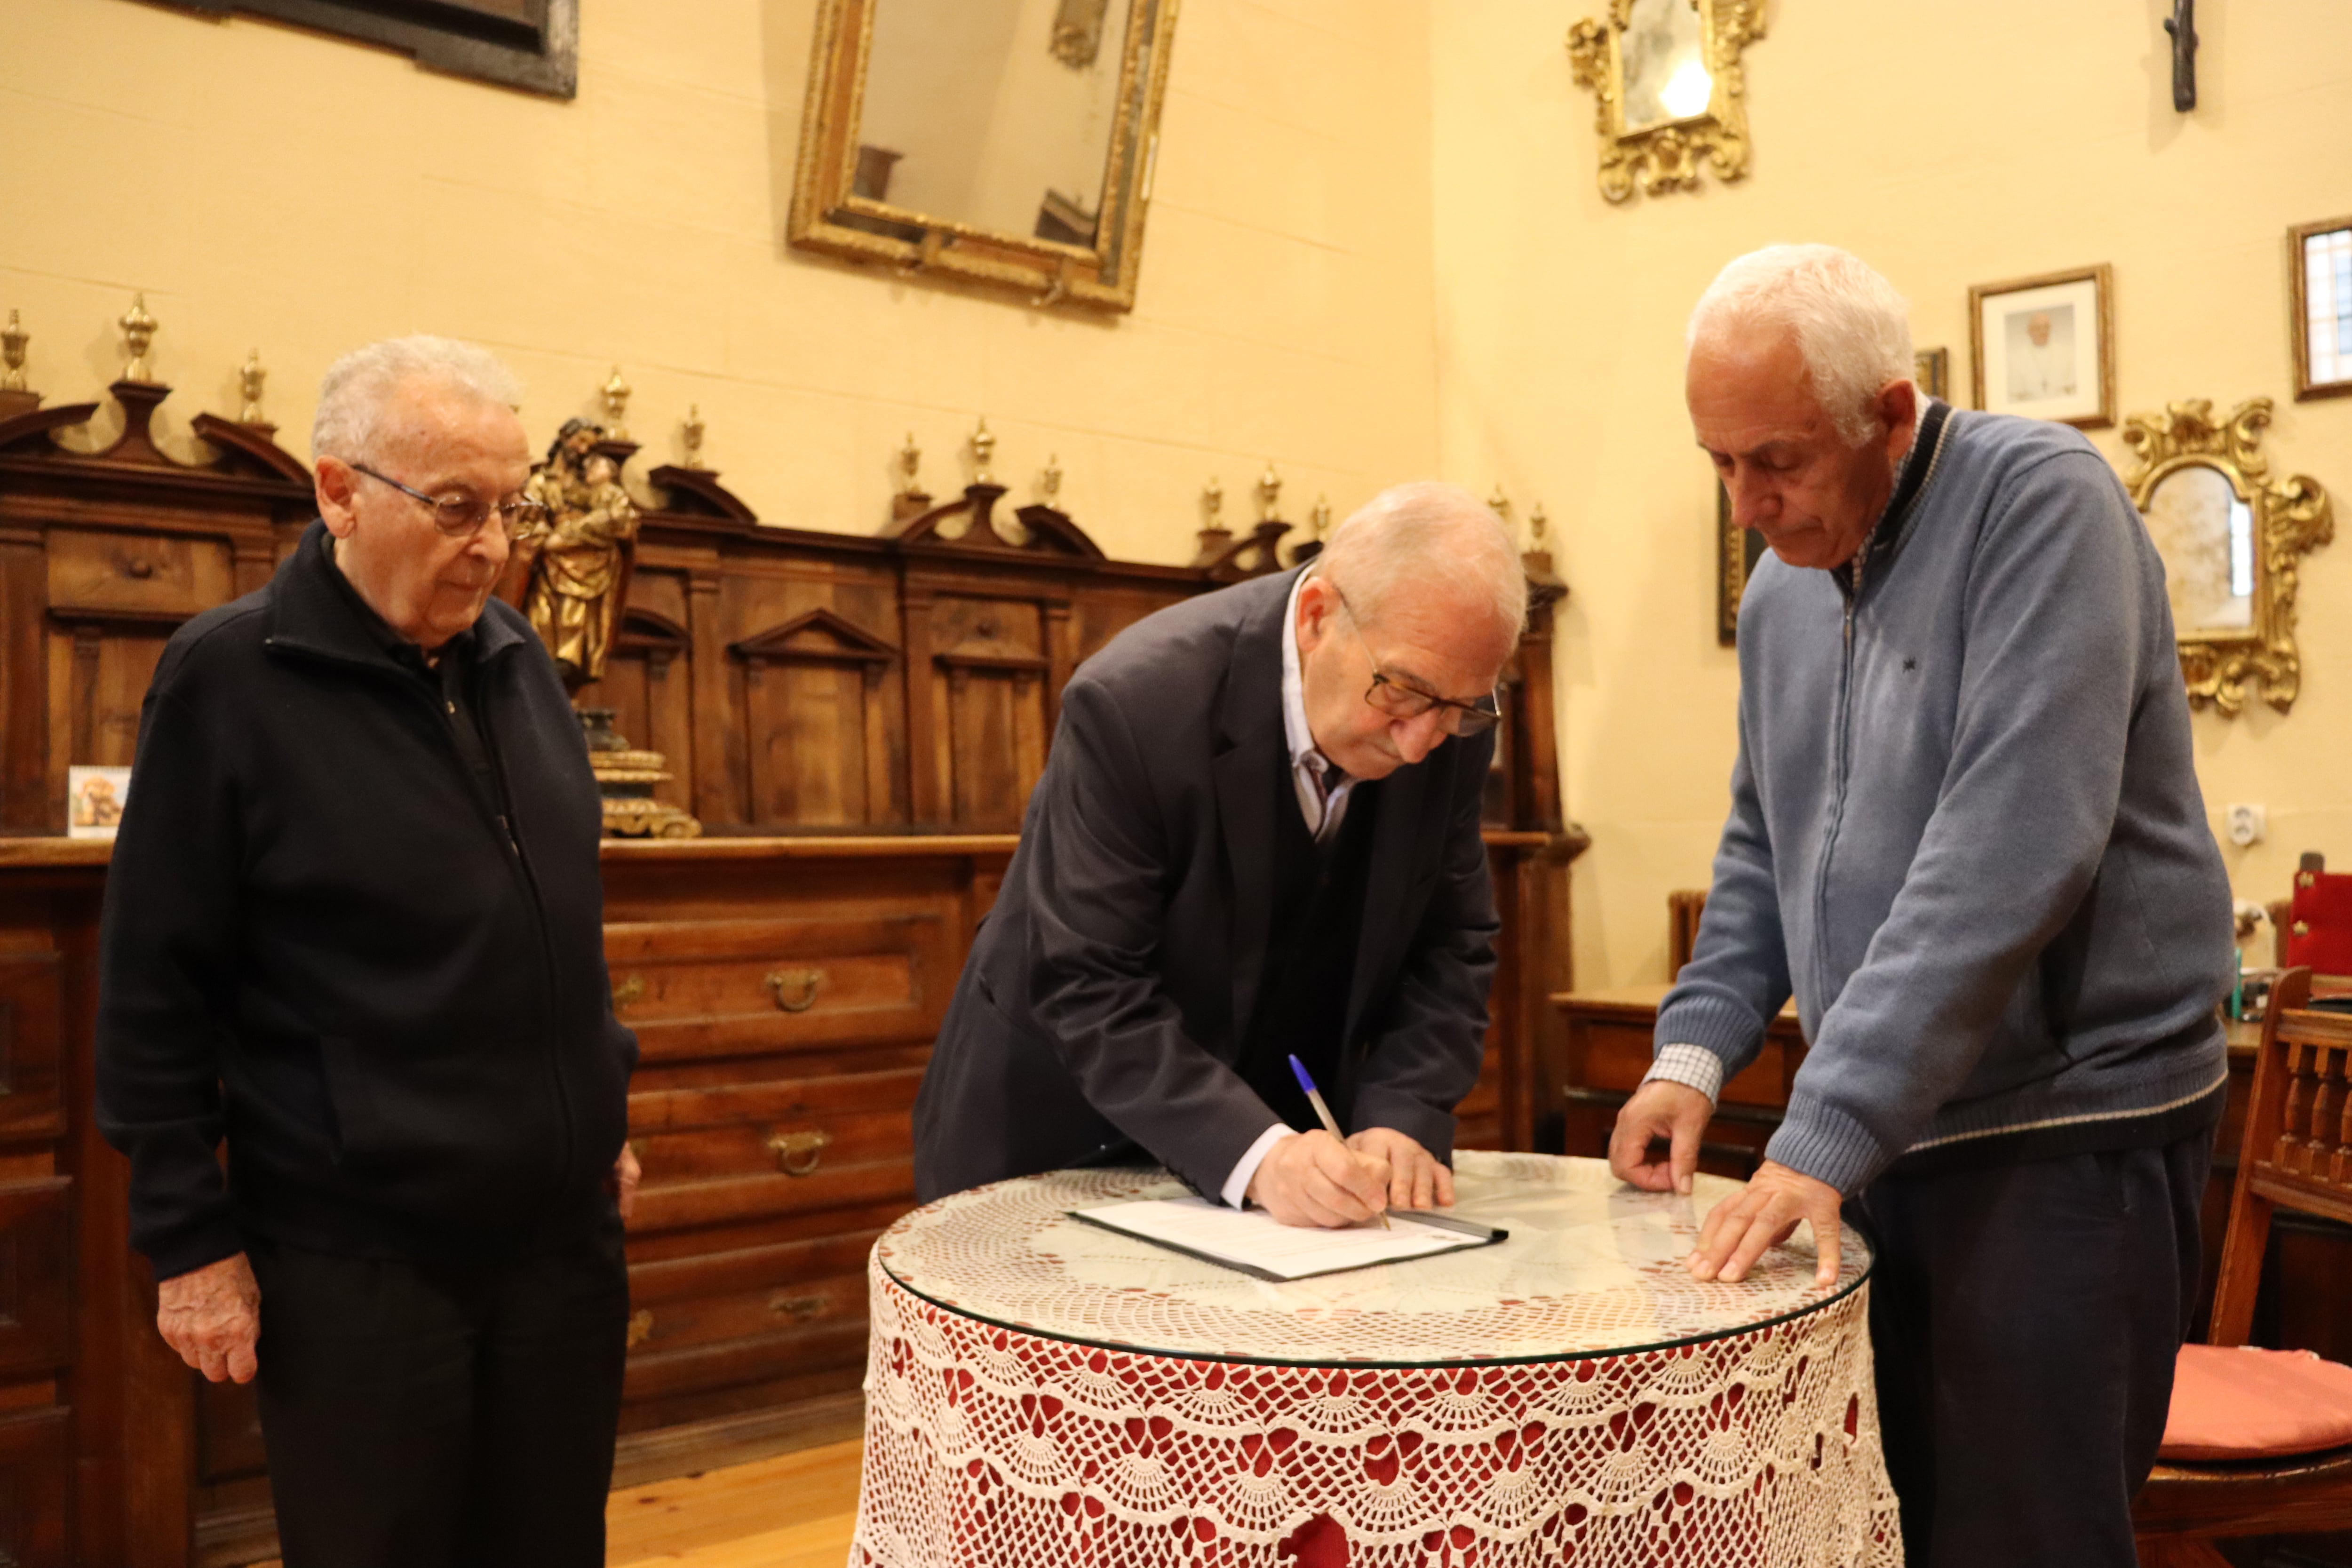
[852,1152,1900,1568]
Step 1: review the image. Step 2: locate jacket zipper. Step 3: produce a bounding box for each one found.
[1814,551,1867,1005]
[474,692,580,1213]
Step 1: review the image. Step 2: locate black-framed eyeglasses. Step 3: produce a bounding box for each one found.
[350,462,548,539]
[1331,585,1502,737]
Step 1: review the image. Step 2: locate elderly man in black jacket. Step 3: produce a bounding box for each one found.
[95,336,638,1568]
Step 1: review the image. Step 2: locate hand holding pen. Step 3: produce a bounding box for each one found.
[1289,1054,1389,1229]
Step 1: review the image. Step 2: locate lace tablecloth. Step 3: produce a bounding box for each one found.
[852,1152,1900,1567]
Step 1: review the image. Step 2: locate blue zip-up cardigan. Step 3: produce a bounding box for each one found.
[1653,402,2234,1195]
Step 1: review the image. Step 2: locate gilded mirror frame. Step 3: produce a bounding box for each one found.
[788,0,1179,313]
[1566,0,1766,204]
[2122,398,2334,716]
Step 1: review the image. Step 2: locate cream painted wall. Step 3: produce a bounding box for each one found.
[1431,0,2352,991]
[0,0,1438,567]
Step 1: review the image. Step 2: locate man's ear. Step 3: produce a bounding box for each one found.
[315,456,359,540]
[1877,378,1920,461]
[1295,574,1339,655]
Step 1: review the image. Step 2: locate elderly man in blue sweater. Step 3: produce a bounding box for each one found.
[1610,245,2233,1568]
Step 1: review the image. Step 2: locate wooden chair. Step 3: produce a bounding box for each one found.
[1667,888,1708,978]
[2134,968,2352,1564]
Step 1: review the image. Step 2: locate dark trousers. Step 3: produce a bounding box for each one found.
[1850,1131,2211,1568]
[247,1226,630,1568]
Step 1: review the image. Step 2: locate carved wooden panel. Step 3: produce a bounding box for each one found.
[0,1405,69,1568]
[0,953,63,1143]
[925,597,1050,832]
[734,611,900,830]
[0,1180,70,1378]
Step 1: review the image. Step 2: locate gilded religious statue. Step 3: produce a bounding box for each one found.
[512,416,699,838]
[520,417,640,690]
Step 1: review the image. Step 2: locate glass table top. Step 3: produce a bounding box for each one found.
[876,1151,1871,1366]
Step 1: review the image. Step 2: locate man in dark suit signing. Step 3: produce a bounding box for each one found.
[914,482,1526,1227]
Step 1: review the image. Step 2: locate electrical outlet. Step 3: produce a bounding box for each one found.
[2226,804,2266,847]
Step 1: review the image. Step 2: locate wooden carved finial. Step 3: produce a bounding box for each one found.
[1203,475,1224,526]
[1256,462,1283,522]
[1310,494,1332,539]
[119,293,159,383]
[1041,453,1063,502]
[238,349,268,425]
[1529,502,1549,547]
[897,430,922,494]
[969,416,996,484]
[1,310,27,392]
[681,404,707,470]
[1487,483,1511,523]
[600,365,632,440]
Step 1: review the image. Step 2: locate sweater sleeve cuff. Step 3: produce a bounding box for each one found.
[1763,1092,1896,1197]
[1644,1043,1725,1104]
[1653,992,1766,1069]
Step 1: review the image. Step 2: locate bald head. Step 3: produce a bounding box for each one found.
[1318,481,1527,649]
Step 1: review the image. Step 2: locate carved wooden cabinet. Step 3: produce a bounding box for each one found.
[0,377,1584,1565]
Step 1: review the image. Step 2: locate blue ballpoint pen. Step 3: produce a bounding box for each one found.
[1288,1053,1389,1228]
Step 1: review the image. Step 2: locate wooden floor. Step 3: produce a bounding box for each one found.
[246,1439,864,1568]
[606,1440,863,1567]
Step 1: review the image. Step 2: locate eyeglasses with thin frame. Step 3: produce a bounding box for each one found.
[1330,585,1502,737]
[349,462,548,539]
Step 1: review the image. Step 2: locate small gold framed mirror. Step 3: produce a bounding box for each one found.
[788,0,1179,312]
[2122,398,2334,716]
[1565,0,1766,203]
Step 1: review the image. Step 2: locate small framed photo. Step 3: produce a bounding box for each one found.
[1914,347,1950,401]
[2290,215,2352,401]
[68,765,131,840]
[1716,482,1763,647]
[1969,264,2115,427]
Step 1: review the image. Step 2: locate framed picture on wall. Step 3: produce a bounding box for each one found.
[2291,215,2352,401]
[1969,265,2114,428]
[1716,482,1763,646]
[1914,347,1949,401]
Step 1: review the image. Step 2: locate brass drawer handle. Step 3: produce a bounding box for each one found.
[123,556,155,580]
[770,1293,827,1322]
[611,973,645,1011]
[626,1308,654,1350]
[768,1128,832,1176]
[765,968,824,1012]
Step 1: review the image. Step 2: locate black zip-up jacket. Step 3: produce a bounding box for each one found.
[96,520,636,1281]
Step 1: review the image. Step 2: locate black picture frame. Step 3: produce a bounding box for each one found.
[168,0,578,98]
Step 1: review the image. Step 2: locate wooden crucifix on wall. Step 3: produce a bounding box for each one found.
[2164,0,2199,112]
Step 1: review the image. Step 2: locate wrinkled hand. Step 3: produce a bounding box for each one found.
[610,1143,641,1222]
[157,1252,261,1385]
[1607,1079,1712,1196]
[1247,1129,1389,1228]
[1689,1160,1843,1288]
[1347,1127,1454,1211]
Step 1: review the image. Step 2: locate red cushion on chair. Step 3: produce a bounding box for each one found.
[2160,1344,2352,1461]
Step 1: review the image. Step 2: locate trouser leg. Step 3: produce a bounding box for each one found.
[451,1225,631,1568]
[247,1240,479,1568]
[1854,1131,2211,1568]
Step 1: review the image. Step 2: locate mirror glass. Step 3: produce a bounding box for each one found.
[858,0,1136,247]
[1620,0,1711,132]
[2145,462,2257,634]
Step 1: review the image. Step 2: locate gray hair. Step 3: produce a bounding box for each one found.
[311,335,524,464]
[1687,244,1915,446]
[1318,480,1527,641]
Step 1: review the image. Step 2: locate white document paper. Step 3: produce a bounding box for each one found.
[1071,1197,1495,1281]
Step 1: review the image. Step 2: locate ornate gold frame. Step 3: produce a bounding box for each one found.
[787,0,1179,312]
[1565,0,1766,204]
[2121,398,2334,716]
